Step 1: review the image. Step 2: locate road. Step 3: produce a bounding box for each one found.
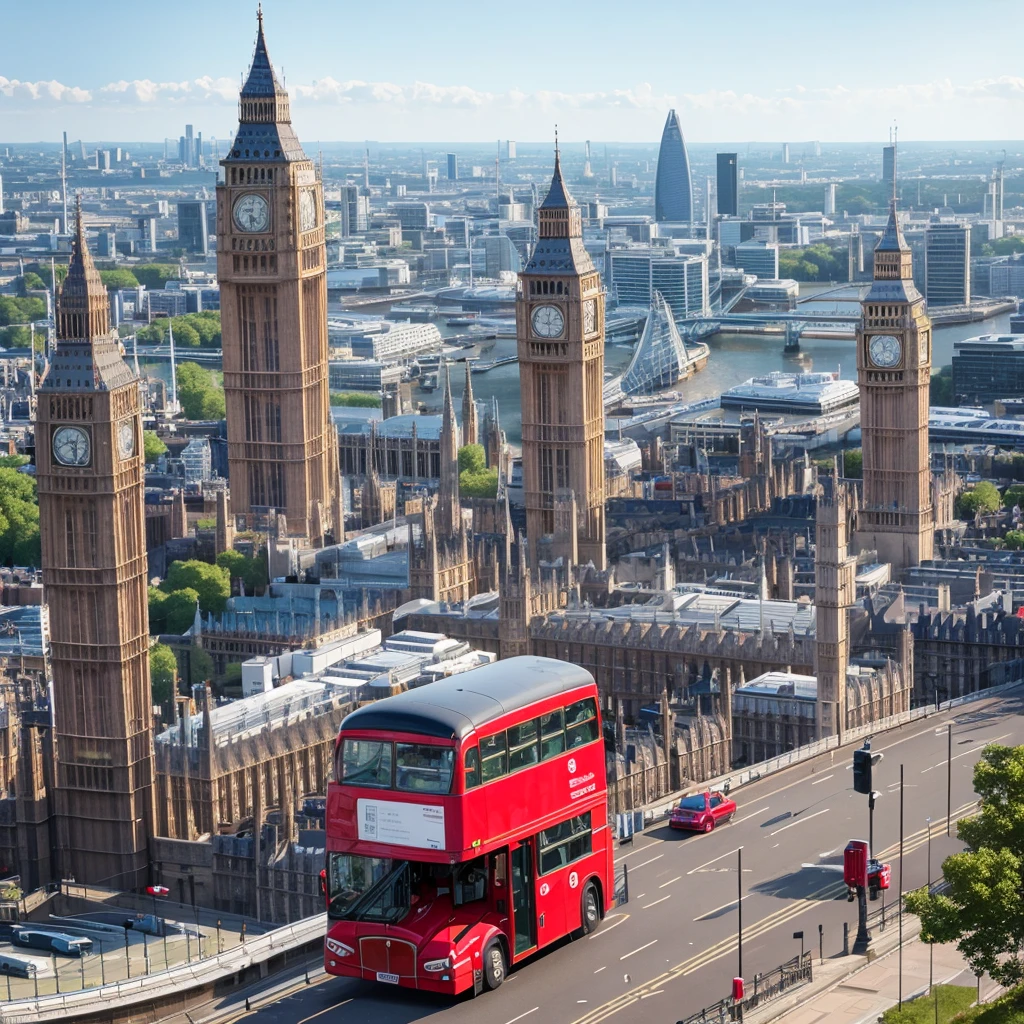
[235,688,1024,1024]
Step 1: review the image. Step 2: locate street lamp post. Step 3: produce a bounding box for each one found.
[737,846,744,1022]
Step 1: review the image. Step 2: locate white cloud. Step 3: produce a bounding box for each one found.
[0,76,91,104]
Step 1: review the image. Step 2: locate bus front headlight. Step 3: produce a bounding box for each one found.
[423,957,452,972]
[325,938,353,957]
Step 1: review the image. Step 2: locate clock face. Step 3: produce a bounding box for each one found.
[52,426,91,467]
[299,190,317,232]
[531,304,565,339]
[919,331,929,363]
[869,334,902,368]
[118,421,135,459]
[233,193,269,233]
[583,299,597,336]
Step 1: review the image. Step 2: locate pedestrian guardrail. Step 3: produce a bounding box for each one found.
[675,952,813,1024]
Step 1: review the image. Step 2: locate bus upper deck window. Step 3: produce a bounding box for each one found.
[464,746,481,789]
[565,698,599,748]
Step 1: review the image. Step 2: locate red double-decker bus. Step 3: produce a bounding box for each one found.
[323,656,613,995]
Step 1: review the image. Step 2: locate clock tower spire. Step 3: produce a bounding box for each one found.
[37,195,155,888]
[217,9,340,545]
[517,136,606,569]
[854,139,933,572]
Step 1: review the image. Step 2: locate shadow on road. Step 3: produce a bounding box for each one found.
[749,869,844,903]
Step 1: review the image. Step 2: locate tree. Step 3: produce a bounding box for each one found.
[98,269,140,290]
[162,559,230,614]
[1004,530,1024,551]
[1003,485,1024,510]
[19,272,45,293]
[189,647,215,686]
[216,550,267,594]
[460,468,499,498]
[931,366,955,406]
[163,588,200,634]
[169,321,200,348]
[906,744,1024,986]
[149,643,178,705]
[176,362,226,420]
[132,264,180,290]
[143,430,168,463]
[330,391,382,407]
[148,587,167,633]
[841,449,862,478]
[0,467,40,567]
[458,444,486,473]
[956,481,1001,518]
[0,296,46,327]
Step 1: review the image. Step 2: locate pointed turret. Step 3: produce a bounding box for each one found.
[58,194,108,342]
[526,134,591,272]
[461,360,478,446]
[540,146,572,212]
[438,362,460,537]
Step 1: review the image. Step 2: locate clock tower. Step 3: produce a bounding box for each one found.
[517,144,606,569]
[217,10,340,545]
[37,198,155,888]
[855,191,934,571]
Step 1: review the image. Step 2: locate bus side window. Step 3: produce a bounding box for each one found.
[508,719,539,772]
[540,709,565,760]
[480,732,507,782]
[565,698,599,749]
[464,746,481,789]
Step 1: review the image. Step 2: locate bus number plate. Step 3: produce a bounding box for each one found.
[377,972,400,985]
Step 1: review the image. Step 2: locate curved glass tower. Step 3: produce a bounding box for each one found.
[654,109,693,225]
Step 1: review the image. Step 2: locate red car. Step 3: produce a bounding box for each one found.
[670,790,736,832]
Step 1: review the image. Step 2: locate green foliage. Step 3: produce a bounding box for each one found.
[0,296,46,328]
[132,264,179,290]
[98,269,139,290]
[841,449,862,478]
[0,467,40,567]
[1005,531,1024,551]
[143,430,168,463]
[458,444,486,473]
[329,391,382,408]
[216,549,267,594]
[19,272,45,293]
[148,587,167,633]
[34,264,67,290]
[190,647,214,685]
[1004,485,1024,510]
[149,643,178,705]
[0,456,28,468]
[162,559,230,615]
[163,588,200,634]
[0,325,33,349]
[777,243,846,282]
[957,481,1002,518]
[905,744,1024,987]
[878,984,976,1024]
[177,361,226,420]
[982,237,1024,258]
[931,366,955,406]
[460,468,499,498]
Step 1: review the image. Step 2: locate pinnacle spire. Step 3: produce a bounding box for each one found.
[57,192,109,342]
[238,6,291,124]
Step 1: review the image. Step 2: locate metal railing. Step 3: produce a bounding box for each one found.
[676,952,814,1024]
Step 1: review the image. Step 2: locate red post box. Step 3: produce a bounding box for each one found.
[869,860,891,891]
[843,840,869,888]
[732,977,745,1001]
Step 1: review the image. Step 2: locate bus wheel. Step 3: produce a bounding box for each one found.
[483,941,506,990]
[582,883,601,935]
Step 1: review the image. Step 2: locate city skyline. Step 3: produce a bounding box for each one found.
[1,1,1022,143]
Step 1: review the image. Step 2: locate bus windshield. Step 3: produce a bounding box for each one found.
[328,853,408,922]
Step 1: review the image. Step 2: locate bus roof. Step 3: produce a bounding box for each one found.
[338,656,595,740]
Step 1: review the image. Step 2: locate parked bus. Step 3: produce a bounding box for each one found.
[0,952,37,977]
[12,928,92,957]
[323,656,613,995]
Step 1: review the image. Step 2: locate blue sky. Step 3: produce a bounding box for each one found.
[2,0,1022,143]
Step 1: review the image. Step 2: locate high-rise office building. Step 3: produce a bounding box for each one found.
[824,183,836,216]
[481,234,522,277]
[446,153,458,181]
[607,246,709,320]
[507,140,516,160]
[137,214,158,253]
[855,198,934,571]
[734,240,780,279]
[654,109,692,225]
[37,199,155,888]
[925,221,971,307]
[517,147,606,569]
[339,184,368,237]
[782,142,790,164]
[882,145,896,193]
[217,10,341,545]
[177,200,209,254]
[716,153,738,217]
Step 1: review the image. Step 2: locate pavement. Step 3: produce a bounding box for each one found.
[193,686,1024,1024]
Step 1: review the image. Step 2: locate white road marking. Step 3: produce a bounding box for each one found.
[594,966,606,973]
[297,1001,353,1024]
[615,840,664,862]
[642,895,672,909]
[693,894,750,921]
[811,775,834,785]
[641,991,666,999]
[636,894,646,899]
[503,1009,538,1024]
[589,913,629,939]
[769,808,830,836]
[620,939,658,960]
[659,875,683,888]
[632,854,664,870]
[686,846,743,875]
[732,806,771,825]
[921,734,1011,773]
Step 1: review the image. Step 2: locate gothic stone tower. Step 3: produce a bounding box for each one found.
[218,11,340,546]
[37,199,155,888]
[814,470,855,740]
[517,147,606,569]
[854,198,934,571]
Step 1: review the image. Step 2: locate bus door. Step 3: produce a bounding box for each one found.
[510,839,537,957]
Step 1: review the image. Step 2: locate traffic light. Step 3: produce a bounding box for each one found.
[853,744,882,794]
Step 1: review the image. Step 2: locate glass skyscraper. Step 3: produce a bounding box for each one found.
[654,109,693,225]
